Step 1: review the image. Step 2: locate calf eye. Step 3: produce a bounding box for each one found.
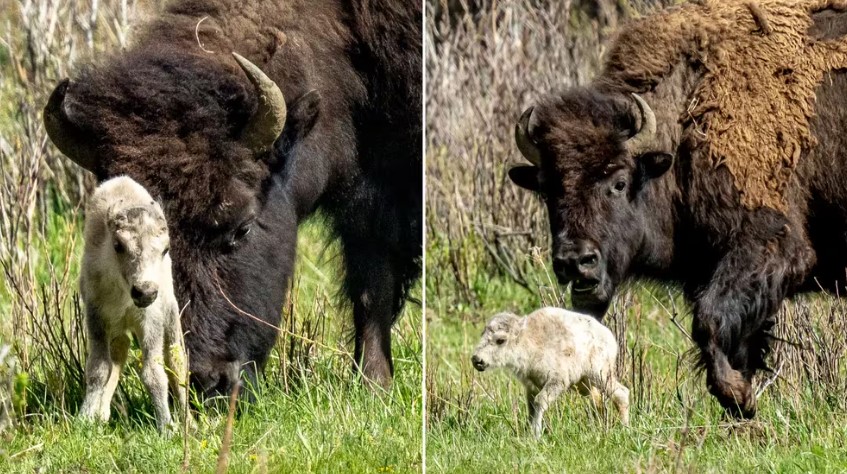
[495,337,506,345]
[114,241,125,254]
[162,246,170,256]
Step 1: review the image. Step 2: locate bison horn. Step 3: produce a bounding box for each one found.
[515,106,542,167]
[232,52,287,153]
[625,93,657,156]
[43,79,98,172]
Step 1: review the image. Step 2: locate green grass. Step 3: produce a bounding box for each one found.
[424,234,847,473]
[1,219,423,473]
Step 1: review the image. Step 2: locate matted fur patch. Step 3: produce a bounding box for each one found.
[602,0,847,211]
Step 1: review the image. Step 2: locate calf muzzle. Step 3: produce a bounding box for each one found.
[131,283,159,308]
[471,354,488,372]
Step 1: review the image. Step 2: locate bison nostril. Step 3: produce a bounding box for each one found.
[579,253,599,269]
[131,286,143,299]
[553,257,569,274]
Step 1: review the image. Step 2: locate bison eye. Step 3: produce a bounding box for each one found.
[495,337,506,345]
[613,180,627,193]
[224,222,253,251]
[233,223,251,241]
[114,241,125,254]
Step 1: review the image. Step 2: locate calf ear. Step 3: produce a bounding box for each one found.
[508,165,541,191]
[637,152,673,180]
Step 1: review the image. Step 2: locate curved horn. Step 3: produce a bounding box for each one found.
[232,52,287,153]
[43,79,98,172]
[625,93,657,156]
[515,106,541,166]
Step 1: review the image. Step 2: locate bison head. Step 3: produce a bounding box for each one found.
[44,51,321,396]
[509,89,673,318]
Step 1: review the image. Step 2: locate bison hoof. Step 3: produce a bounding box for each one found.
[362,369,393,392]
[709,369,757,419]
[356,358,393,392]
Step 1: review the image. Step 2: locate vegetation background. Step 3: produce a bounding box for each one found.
[0,0,422,471]
[425,0,847,472]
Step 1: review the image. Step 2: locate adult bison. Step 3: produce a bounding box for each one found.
[508,1,847,417]
[44,0,421,396]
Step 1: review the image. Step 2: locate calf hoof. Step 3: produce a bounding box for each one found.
[159,420,179,438]
[709,369,757,419]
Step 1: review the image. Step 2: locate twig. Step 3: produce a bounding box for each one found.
[195,16,215,53]
[213,275,349,357]
[215,383,239,474]
[9,442,44,460]
[756,360,783,399]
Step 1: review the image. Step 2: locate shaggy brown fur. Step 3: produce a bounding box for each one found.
[599,0,847,211]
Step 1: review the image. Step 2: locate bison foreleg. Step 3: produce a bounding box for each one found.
[691,229,810,418]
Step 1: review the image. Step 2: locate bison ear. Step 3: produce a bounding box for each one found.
[637,152,673,180]
[508,165,540,191]
[275,90,321,153]
[288,89,321,141]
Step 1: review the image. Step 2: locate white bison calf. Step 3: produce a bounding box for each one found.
[471,307,629,437]
[79,176,188,433]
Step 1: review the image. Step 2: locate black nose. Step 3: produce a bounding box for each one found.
[471,355,487,371]
[131,283,158,307]
[553,240,601,281]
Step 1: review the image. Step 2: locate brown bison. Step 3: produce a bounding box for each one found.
[44,0,421,397]
[508,1,847,417]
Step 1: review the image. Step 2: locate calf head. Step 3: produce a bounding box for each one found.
[509,89,673,318]
[107,203,170,308]
[471,312,522,371]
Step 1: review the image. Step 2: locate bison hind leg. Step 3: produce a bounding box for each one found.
[336,195,421,390]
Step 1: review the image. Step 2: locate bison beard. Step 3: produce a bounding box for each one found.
[43,0,421,397]
[508,3,847,418]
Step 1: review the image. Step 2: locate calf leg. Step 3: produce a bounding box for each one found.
[691,227,811,418]
[602,378,630,426]
[80,308,113,422]
[525,385,539,422]
[97,334,130,420]
[139,323,172,432]
[575,380,605,419]
[531,380,566,438]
